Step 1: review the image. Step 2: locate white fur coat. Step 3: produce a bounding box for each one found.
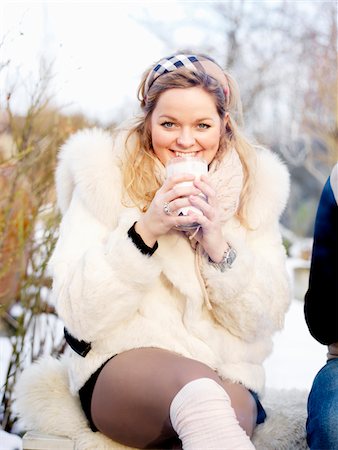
[45,126,291,396]
[12,127,296,448]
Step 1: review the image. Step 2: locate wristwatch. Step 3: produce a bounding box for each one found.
[208,245,237,272]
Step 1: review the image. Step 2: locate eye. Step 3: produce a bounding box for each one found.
[161,121,175,128]
[198,123,211,129]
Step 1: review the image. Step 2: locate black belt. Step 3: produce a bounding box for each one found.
[64,327,92,357]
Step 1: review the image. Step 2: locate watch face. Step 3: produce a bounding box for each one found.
[208,246,236,272]
[226,248,237,266]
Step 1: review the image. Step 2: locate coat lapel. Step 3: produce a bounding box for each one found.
[157,231,204,303]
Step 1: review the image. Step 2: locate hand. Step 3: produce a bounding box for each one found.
[135,173,204,247]
[186,175,229,262]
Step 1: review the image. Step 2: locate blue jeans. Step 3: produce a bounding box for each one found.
[306,358,338,450]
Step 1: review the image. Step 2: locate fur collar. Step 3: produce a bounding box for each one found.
[55,127,290,228]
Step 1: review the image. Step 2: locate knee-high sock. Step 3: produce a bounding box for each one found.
[169,377,255,450]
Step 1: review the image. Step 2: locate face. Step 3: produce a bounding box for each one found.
[150,87,224,166]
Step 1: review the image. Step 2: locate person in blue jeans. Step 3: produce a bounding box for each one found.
[304,162,338,450]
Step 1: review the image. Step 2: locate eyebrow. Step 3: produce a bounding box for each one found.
[158,115,215,122]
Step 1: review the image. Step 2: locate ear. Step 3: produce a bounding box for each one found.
[224,112,230,126]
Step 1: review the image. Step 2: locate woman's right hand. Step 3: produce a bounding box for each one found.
[135,173,203,247]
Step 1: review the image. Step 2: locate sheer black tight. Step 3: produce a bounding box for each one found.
[90,348,257,449]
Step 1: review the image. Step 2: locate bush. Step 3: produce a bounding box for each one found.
[0,68,95,431]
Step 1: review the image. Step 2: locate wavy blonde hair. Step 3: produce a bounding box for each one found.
[121,53,256,227]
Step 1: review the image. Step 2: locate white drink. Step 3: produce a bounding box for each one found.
[166,156,208,231]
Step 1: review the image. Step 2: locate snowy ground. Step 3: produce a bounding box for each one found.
[0,298,326,449]
[264,297,325,391]
[0,429,22,450]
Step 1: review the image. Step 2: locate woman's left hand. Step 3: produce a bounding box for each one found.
[188,175,229,263]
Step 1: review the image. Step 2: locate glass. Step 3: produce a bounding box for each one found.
[166,156,208,231]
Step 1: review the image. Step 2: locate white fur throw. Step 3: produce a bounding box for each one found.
[13,356,308,450]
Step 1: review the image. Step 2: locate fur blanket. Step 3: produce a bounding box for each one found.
[13,356,308,450]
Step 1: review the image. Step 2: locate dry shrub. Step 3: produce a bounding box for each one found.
[0,74,97,431]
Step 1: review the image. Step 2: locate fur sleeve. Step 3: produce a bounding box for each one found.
[48,195,161,343]
[202,225,291,340]
[49,128,161,342]
[201,150,291,340]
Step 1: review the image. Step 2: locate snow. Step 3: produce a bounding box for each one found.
[264,297,325,391]
[0,430,22,450]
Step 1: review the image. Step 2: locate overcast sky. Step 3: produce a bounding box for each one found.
[1,1,209,124]
[1,0,332,127]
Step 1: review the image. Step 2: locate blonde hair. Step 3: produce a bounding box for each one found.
[122,53,257,227]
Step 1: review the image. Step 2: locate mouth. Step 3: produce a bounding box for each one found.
[171,150,201,157]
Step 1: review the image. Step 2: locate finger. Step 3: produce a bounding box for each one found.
[188,216,214,236]
[200,174,212,183]
[164,184,203,203]
[162,173,196,192]
[185,210,210,229]
[189,195,215,220]
[194,176,215,195]
[195,174,214,190]
[168,196,194,214]
[193,178,217,206]
[171,213,203,229]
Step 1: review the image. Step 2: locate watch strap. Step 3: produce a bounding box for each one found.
[208,245,237,272]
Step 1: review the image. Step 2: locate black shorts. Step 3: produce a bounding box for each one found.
[79,355,117,432]
[79,356,267,432]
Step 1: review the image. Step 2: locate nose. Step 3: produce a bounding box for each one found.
[177,128,195,148]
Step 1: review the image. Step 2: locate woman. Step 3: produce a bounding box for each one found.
[49,52,291,449]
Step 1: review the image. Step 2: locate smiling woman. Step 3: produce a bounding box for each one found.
[14,51,291,450]
[150,86,223,166]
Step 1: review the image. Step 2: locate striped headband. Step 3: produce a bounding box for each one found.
[144,54,229,99]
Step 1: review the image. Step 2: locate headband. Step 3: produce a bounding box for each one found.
[144,54,229,99]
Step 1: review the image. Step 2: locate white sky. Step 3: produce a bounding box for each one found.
[1,0,329,128]
[1,1,209,124]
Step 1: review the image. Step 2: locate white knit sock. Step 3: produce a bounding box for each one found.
[169,378,255,450]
